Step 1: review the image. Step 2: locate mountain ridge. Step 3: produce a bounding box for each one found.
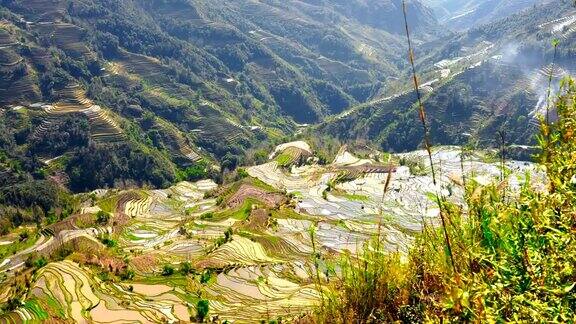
[314,1,576,153]
[424,0,554,30]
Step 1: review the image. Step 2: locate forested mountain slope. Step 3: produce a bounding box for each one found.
[316,0,576,152]
[0,0,441,199]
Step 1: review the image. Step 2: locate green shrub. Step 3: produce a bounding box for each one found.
[95,210,111,225]
[196,299,209,322]
[224,227,233,242]
[18,230,29,242]
[99,235,117,248]
[2,298,22,311]
[236,168,249,179]
[200,270,212,284]
[176,160,209,182]
[25,255,47,269]
[179,261,193,275]
[162,264,175,276]
[200,212,214,220]
[98,270,111,282]
[119,268,135,281]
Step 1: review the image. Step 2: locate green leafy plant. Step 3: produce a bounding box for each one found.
[119,268,135,281]
[95,210,111,225]
[180,261,193,275]
[200,270,213,284]
[196,299,209,322]
[98,234,117,248]
[161,264,175,276]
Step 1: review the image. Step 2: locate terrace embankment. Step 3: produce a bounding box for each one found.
[0,142,544,323]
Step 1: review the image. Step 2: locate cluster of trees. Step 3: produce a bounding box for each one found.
[176,160,210,182]
[0,180,62,213]
[0,180,77,234]
[0,109,79,231]
[28,115,90,156]
[65,142,177,192]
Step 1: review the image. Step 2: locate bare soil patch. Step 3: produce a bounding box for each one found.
[227,185,285,209]
[244,209,270,231]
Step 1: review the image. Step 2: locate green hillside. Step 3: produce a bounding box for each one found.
[316,1,576,153]
[0,0,447,198]
[0,1,575,322]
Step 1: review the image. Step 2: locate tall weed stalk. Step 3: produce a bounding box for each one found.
[401,0,457,275]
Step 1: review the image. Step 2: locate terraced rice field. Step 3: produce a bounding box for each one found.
[28,46,51,67]
[8,0,67,21]
[30,84,124,144]
[31,261,192,323]
[207,236,281,267]
[153,119,203,162]
[248,144,543,252]
[110,50,245,153]
[0,72,41,105]
[539,13,576,40]
[0,29,42,104]
[124,195,154,218]
[205,266,320,321]
[0,172,324,322]
[118,182,219,253]
[0,225,108,277]
[0,28,15,47]
[0,143,543,322]
[145,0,203,21]
[33,23,93,58]
[315,56,372,84]
[227,185,285,209]
[113,51,168,80]
[199,114,249,146]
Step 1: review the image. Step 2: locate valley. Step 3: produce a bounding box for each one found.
[317,3,576,152]
[0,141,543,322]
[0,0,575,322]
